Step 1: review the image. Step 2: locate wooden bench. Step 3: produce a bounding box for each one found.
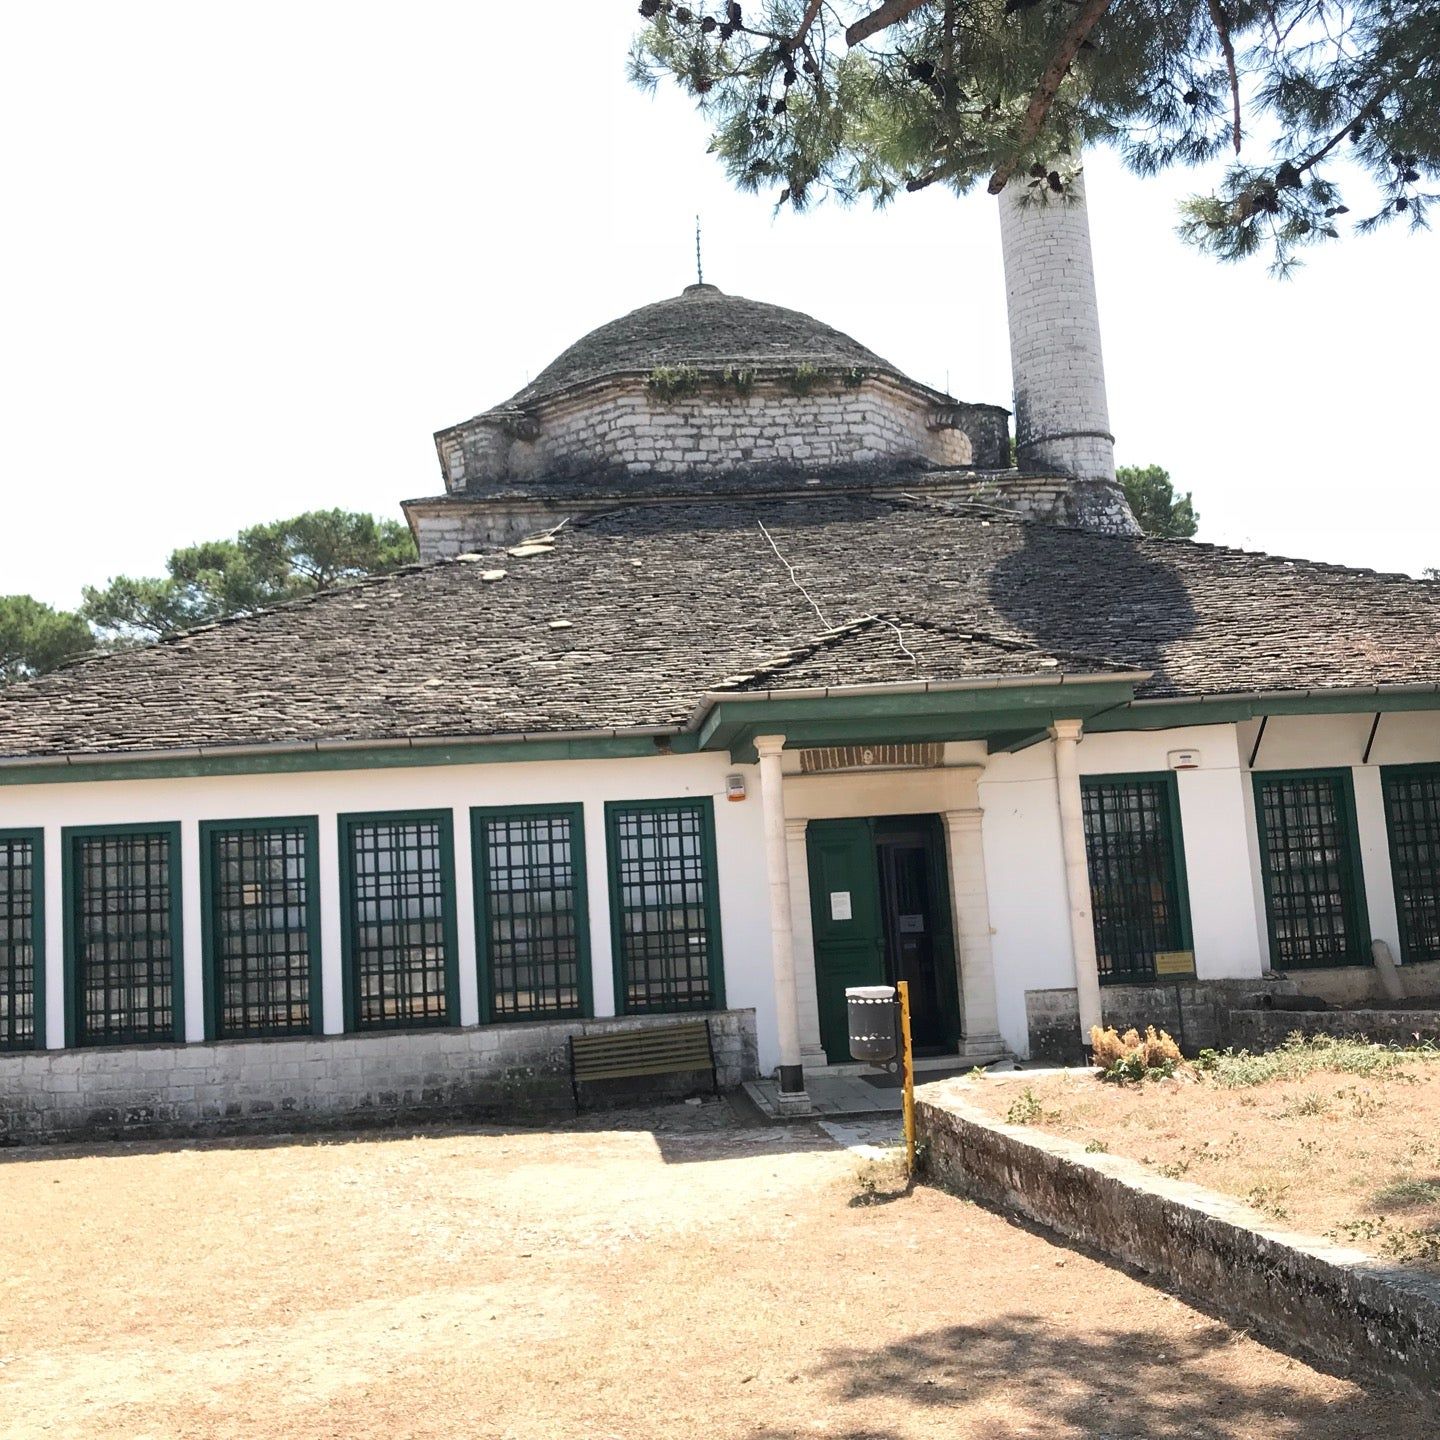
[568,1020,718,1112]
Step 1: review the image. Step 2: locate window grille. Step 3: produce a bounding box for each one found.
[1255,773,1367,970]
[205,822,317,1038]
[1082,778,1189,984]
[0,833,39,1050]
[607,801,722,1013]
[70,829,179,1045]
[342,814,456,1030]
[1383,766,1440,964]
[473,808,589,1022]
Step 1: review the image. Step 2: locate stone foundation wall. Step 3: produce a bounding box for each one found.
[0,1009,758,1145]
[1228,1006,1440,1051]
[1025,978,1296,1063]
[1282,959,1440,1007]
[958,473,1137,534]
[918,1084,1440,1398]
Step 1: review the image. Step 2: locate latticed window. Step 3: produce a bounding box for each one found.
[340,813,457,1030]
[1081,777,1190,984]
[67,827,181,1046]
[203,820,319,1039]
[473,807,590,1022]
[606,800,723,1014]
[1383,765,1440,964]
[0,831,42,1051]
[1255,772,1368,970]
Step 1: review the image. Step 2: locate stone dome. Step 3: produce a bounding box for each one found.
[501,283,914,411]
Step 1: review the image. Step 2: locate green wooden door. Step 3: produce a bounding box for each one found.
[806,818,886,1064]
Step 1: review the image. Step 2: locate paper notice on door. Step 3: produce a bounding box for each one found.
[829,891,852,921]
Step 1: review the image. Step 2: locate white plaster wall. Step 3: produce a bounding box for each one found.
[979,722,1269,1055]
[7,711,1437,1070]
[0,753,779,1069]
[1241,710,1440,964]
[977,748,1072,1055]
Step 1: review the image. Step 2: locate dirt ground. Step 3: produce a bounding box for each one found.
[0,1099,1434,1440]
[967,1066,1440,1261]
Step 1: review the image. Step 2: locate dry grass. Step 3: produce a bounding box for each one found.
[968,1054,1440,1262]
[0,1099,1433,1439]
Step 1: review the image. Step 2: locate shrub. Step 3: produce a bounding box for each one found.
[1090,1025,1182,1083]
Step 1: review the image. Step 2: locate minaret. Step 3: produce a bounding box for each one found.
[998,168,1138,535]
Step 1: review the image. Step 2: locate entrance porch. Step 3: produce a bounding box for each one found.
[782,759,1008,1075]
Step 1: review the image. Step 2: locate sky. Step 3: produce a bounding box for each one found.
[2,2,1437,612]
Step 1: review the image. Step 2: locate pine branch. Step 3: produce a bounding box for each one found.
[846,0,927,47]
[792,0,826,46]
[986,0,1113,194]
[1207,0,1242,154]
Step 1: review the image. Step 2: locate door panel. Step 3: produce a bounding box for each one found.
[876,819,961,1053]
[806,819,885,1064]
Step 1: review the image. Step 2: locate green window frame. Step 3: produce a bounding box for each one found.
[1253,770,1370,970]
[200,817,323,1040]
[1381,763,1440,965]
[0,829,45,1052]
[338,810,459,1032]
[471,805,593,1024]
[62,823,185,1047]
[1081,774,1193,985]
[605,797,724,1015]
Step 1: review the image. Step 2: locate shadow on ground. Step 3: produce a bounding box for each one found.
[0,1093,828,1167]
[746,1312,1435,1439]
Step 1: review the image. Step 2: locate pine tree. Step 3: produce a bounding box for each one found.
[630,1,1440,272]
[0,596,94,683]
[81,510,417,648]
[1117,464,1199,538]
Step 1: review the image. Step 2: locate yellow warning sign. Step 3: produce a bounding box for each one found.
[1154,950,1196,977]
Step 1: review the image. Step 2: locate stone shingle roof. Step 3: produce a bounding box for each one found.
[497,284,915,412]
[719,616,1137,692]
[0,496,1435,760]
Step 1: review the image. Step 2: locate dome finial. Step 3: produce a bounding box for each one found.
[695,213,703,287]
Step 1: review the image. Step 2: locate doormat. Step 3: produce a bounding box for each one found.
[861,1065,972,1089]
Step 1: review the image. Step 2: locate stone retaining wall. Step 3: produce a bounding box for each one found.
[1228,1006,1440,1051]
[1282,959,1440,1008]
[0,1009,758,1145]
[1025,977,1296,1062]
[918,1083,1440,1398]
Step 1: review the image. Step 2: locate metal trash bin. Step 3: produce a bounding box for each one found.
[846,984,899,1066]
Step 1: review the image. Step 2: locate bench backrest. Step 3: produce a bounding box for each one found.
[569,1021,714,1083]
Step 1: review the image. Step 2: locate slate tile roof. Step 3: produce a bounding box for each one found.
[494,284,916,413]
[719,616,1138,692]
[0,496,1435,761]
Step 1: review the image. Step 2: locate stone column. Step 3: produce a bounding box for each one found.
[785,816,828,1066]
[754,736,809,1107]
[1051,719,1102,1038]
[998,165,1137,535]
[941,808,1004,1054]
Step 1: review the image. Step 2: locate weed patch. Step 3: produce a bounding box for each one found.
[1193,1033,1439,1089]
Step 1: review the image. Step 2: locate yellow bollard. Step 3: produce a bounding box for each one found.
[897,979,915,1176]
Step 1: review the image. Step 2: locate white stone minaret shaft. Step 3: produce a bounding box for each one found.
[999,170,1116,487]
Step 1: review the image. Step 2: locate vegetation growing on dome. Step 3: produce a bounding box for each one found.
[646,364,705,399]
